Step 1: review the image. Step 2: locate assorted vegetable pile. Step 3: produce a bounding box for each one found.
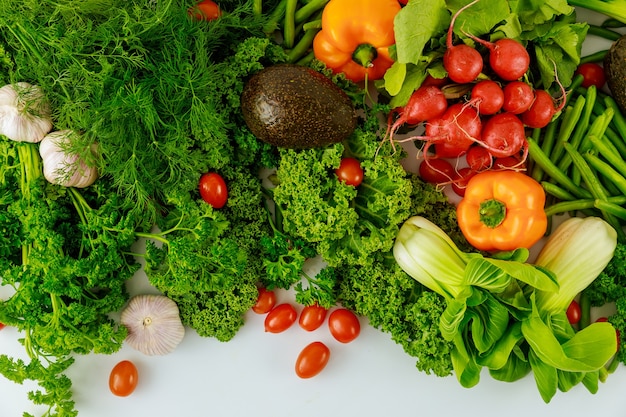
[1,0,626,415]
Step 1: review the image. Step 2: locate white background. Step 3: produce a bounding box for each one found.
[2,6,626,417]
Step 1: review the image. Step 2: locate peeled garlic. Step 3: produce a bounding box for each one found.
[39,130,99,188]
[0,82,53,143]
[121,294,185,356]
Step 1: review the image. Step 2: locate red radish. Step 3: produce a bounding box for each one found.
[521,90,555,128]
[480,112,527,158]
[385,85,448,144]
[470,37,530,81]
[418,158,456,184]
[469,80,504,115]
[442,0,483,84]
[425,102,482,158]
[465,145,493,171]
[494,155,525,171]
[422,75,450,88]
[502,81,534,114]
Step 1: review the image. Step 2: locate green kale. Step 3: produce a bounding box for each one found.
[338,252,453,377]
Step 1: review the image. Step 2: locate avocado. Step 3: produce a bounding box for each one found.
[605,34,626,114]
[240,64,358,148]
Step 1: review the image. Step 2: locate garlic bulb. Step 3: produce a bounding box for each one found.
[0,82,53,143]
[39,130,99,188]
[121,294,185,356]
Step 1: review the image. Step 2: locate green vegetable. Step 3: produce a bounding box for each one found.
[393,215,618,402]
[567,0,626,24]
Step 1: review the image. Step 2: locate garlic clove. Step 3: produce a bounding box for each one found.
[0,82,53,143]
[121,294,185,356]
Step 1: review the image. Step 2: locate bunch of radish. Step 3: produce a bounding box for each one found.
[386,0,565,196]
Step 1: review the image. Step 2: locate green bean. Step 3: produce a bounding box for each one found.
[594,200,626,221]
[601,18,626,29]
[528,138,592,199]
[541,181,577,201]
[587,134,626,180]
[603,127,626,159]
[545,196,626,217]
[587,24,623,41]
[294,0,329,24]
[580,50,608,64]
[253,0,262,15]
[550,94,586,164]
[564,143,625,236]
[604,96,626,139]
[283,0,298,48]
[286,27,319,63]
[579,107,614,153]
[579,291,591,329]
[531,122,557,182]
[263,0,287,34]
[584,151,626,196]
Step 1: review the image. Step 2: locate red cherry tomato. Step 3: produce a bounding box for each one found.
[109,360,138,397]
[252,287,276,314]
[264,303,297,333]
[574,62,606,89]
[295,341,331,379]
[199,172,228,208]
[566,300,581,324]
[328,308,360,343]
[418,158,455,184]
[0,322,5,330]
[189,0,221,21]
[335,157,364,187]
[451,167,476,197]
[298,304,328,332]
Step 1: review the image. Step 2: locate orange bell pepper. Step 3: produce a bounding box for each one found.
[312,0,401,83]
[456,170,548,252]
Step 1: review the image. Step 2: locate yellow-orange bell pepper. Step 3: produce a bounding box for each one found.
[312,0,401,83]
[456,170,548,252]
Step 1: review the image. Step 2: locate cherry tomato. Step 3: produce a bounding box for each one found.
[298,304,328,332]
[574,62,606,89]
[109,360,138,397]
[328,308,360,343]
[465,145,493,172]
[252,287,276,314]
[451,167,476,197]
[199,172,228,208]
[0,322,5,330]
[264,303,297,333]
[335,157,364,187]
[418,158,455,184]
[295,341,331,379]
[189,0,221,21]
[566,300,581,324]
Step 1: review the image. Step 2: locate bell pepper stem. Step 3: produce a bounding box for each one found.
[479,199,506,228]
[352,43,377,69]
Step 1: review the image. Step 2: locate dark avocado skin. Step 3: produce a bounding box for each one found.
[605,34,626,114]
[240,64,358,148]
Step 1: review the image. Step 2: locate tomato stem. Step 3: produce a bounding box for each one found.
[478,199,506,228]
[352,43,377,69]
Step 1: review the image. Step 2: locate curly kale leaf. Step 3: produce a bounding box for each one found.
[338,253,453,376]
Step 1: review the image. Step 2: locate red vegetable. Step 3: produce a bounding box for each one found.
[442,0,483,84]
[252,287,276,314]
[480,112,527,158]
[0,322,5,330]
[335,157,364,187]
[199,172,228,208]
[521,90,559,129]
[264,303,297,333]
[109,360,139,397]
[426,103,481,158]
[502,81,534,114]
[295,341,331,379]
[469,80,504,115]
[575,62,606,89]
[328,308,360,343]
[472,37,530,81]
[566,300,581,325]
[451,167,476,197]
[465,145,493,172]
[189,0,221,21]
[418,158,456,184]
[299,304,328,332]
